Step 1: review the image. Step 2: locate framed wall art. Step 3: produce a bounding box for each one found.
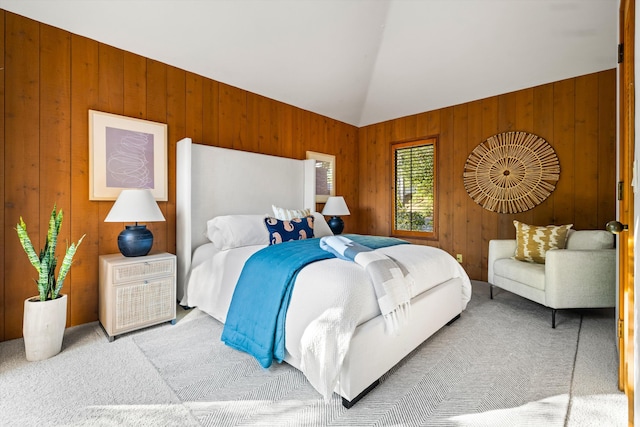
[306,151,335,203]
[89,110,168,201]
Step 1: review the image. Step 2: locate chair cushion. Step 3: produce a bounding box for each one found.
[493,258,546,290]
[513,220,573,264]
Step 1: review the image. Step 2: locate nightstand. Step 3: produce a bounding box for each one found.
[99,252,177,341]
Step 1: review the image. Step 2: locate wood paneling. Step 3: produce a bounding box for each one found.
[69,34,99,326]
[465,101,484,279]
[4,13,40,339]
[531,84,555,226]
[479,97,499,275]
[552,79,577,226]
[40,23,72,326]
[598,70,617,225]
[358,69,617,282]
[438,108,455,255]
[0,12,359,340]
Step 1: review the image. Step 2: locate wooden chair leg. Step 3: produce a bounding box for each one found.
[490,285,493,299]
[552,309,556,328]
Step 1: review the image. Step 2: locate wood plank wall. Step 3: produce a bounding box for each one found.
[0,11,358,341]
[357,69,617,281]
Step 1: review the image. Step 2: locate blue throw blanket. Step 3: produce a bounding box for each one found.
[221,234,408,368]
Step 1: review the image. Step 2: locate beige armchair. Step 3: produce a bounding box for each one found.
[488,230,616,328]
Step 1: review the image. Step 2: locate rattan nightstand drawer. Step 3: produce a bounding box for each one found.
[112,258,175,284]
[114,277,175,330]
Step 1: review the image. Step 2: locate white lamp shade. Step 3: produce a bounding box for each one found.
[105,189,165,223]
[322,196,350,216]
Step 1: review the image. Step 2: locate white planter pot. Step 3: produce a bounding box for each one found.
[23,294,67,361]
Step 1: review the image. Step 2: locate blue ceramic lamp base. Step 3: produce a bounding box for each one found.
[327,216,344,235]
[118,225,154,257]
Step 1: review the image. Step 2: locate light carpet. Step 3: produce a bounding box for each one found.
[0,281,626,426]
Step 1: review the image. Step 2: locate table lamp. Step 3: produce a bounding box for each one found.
[322,196,350,235]
[105,189,165,257]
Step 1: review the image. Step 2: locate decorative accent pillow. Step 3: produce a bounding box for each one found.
[272,205,312,221]
[206,215,269,250]
[513,220,573,264]
[264,216,314,245]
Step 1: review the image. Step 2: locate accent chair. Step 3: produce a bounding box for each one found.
[488,229,616,328]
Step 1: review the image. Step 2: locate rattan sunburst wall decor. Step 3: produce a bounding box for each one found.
[463,131,560,214]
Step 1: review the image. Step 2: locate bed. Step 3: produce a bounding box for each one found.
[176,137,472,407]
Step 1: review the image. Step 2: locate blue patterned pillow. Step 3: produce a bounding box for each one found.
[264,216,315,245]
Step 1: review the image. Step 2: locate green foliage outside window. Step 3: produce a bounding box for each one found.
[394,142,435,234]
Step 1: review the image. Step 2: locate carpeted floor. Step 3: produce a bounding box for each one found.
[0,281,626,426]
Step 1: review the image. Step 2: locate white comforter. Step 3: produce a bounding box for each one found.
[182,241,472,398]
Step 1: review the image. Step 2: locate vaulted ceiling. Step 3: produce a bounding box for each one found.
[0,0,618,127]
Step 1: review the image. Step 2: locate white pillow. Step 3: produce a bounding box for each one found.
[206,215,268,250]
[312,212,334,238]
[272,205,311,221]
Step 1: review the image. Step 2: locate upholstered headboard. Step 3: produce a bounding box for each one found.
[175,138,316,300]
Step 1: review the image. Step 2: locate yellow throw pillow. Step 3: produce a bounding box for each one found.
[513,220,573,264]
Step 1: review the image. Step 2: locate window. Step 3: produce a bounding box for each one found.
[392,138,437,238]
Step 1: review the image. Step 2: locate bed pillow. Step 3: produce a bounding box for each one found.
[206,214,269,250]
[312,212,334,238]
[264,216,314,245]
[271,205,312,221]
[513,220,573,264]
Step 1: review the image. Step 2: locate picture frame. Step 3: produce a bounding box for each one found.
[89,110,168,201]
[306,151,335,203]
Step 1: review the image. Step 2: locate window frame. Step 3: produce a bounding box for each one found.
[390,137,438,240]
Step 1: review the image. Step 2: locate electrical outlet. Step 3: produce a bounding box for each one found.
[456,254,463,263]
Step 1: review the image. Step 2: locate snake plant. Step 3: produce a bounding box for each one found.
[16,205,85,301]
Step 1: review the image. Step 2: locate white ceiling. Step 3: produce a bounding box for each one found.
[0,0,618,127]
